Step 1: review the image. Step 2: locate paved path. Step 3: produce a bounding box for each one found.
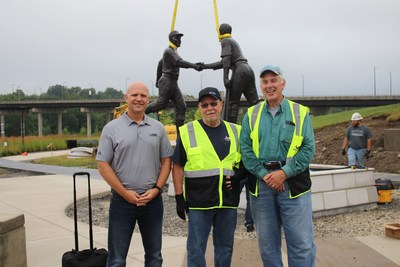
[1,150,399,266]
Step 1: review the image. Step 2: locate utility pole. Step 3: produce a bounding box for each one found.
[373,66,377,96]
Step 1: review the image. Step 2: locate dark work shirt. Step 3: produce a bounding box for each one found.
[346,125,372,149]
[172,120,230,167]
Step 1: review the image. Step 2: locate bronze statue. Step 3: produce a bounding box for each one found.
[202,23,259,123]
[146,30,202,135]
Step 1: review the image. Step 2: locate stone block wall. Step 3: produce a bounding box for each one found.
[0,214,27,267]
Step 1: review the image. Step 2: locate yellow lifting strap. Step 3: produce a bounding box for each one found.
[213,0,221,40]
[170,0,179,32]
[170,0,221,40]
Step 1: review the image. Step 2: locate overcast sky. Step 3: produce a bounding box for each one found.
[1,0,399,97]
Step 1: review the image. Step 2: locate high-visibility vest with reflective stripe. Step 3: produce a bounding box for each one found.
[179,120,241,209]
[247,100,309,198]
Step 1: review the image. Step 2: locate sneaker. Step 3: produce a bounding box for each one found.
[246,225,255,232]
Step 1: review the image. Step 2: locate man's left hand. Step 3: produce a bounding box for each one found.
[225,174,241,190]
[263,170,286,192]
[138,188,159,205]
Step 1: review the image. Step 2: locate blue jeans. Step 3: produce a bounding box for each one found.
[250,179,316,267]
[187,209,237,267]
[347,147,366,167]
[107,191,163,267]
[240,178,254,226]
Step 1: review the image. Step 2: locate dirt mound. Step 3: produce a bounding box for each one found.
[313,115,400,173]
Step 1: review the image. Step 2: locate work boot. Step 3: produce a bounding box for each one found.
[246,224,255,232]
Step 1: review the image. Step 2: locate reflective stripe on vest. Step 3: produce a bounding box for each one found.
[247,100,308,198]
[183,121,240,178]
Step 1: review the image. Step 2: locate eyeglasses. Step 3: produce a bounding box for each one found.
[199,101,219,109]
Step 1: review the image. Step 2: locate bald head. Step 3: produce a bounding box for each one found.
[126,81,149,95]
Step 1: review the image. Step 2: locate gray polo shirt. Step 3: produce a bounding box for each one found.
[96,112,173,193]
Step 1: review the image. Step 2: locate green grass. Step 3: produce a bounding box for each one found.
[31,155,98,169]
[311,103,400,129]
[0,135,99,157]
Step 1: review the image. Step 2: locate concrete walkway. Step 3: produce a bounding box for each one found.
[1,151,399,266]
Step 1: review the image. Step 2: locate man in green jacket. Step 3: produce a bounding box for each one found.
[240,65,316,267]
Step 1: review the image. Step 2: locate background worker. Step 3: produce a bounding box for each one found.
[239,178,254,232]
[146,30,203,135]
[240,65,316,266]
[97,82,173,267]
[342,112,373,168]
[172,87,245,267]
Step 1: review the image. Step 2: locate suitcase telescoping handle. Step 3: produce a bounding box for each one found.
[72,172,94,251]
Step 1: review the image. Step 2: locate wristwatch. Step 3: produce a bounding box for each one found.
[153,184,163,194]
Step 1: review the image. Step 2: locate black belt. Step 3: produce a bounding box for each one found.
[262,161,286,170]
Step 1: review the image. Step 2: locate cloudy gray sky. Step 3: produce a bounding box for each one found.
[1,0,399,97]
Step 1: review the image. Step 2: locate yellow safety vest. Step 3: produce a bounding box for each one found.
[247,100,309,198]
[179,120,241,209]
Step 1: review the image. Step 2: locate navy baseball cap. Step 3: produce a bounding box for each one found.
[259,65,282,77]
[198,87,222,102]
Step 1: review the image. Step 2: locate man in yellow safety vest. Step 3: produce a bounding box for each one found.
[172,87,245,267]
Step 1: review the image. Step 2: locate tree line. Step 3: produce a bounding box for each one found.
[1,85,199,137]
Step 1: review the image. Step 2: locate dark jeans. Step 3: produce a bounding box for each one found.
[107,191,163,267]
[240,179,254,226]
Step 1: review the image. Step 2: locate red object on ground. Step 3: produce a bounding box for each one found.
[21,152,28,156]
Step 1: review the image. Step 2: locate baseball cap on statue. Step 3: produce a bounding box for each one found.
[259,65,282,77]
[198,87,222,102]
[169,30,184,39]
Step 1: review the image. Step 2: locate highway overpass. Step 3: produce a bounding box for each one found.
[0,95,398,137]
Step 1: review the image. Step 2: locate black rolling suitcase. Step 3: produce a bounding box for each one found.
[62,172,108,267]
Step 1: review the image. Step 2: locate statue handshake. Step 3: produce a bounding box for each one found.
[195,62,205,71]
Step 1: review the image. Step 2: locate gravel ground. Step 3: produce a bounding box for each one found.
[67,184,400,239]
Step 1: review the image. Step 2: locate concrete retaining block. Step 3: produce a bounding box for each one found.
[366,186,379,203]
[347,188,369,206]
[311,193,325,211]
[0,214,27,267]
[333,172,356,190]
[311,174,333,193]
[355,171,375,187]
[323,190,348,210]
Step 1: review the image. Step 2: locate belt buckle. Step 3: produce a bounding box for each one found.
[264,161,282,170]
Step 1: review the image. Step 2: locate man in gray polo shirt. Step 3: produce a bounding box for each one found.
[97,81,173,267]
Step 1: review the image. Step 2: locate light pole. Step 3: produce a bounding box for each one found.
[36,86,42,98]
[373,66,377,96]
[301,74,305,97]
[389,72,392,96]
[125,78,131,91]
[63,81,68,99]
[200,74,205,90]
[149,80,154,96]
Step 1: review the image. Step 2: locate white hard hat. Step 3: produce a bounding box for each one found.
[351,112,363,121]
